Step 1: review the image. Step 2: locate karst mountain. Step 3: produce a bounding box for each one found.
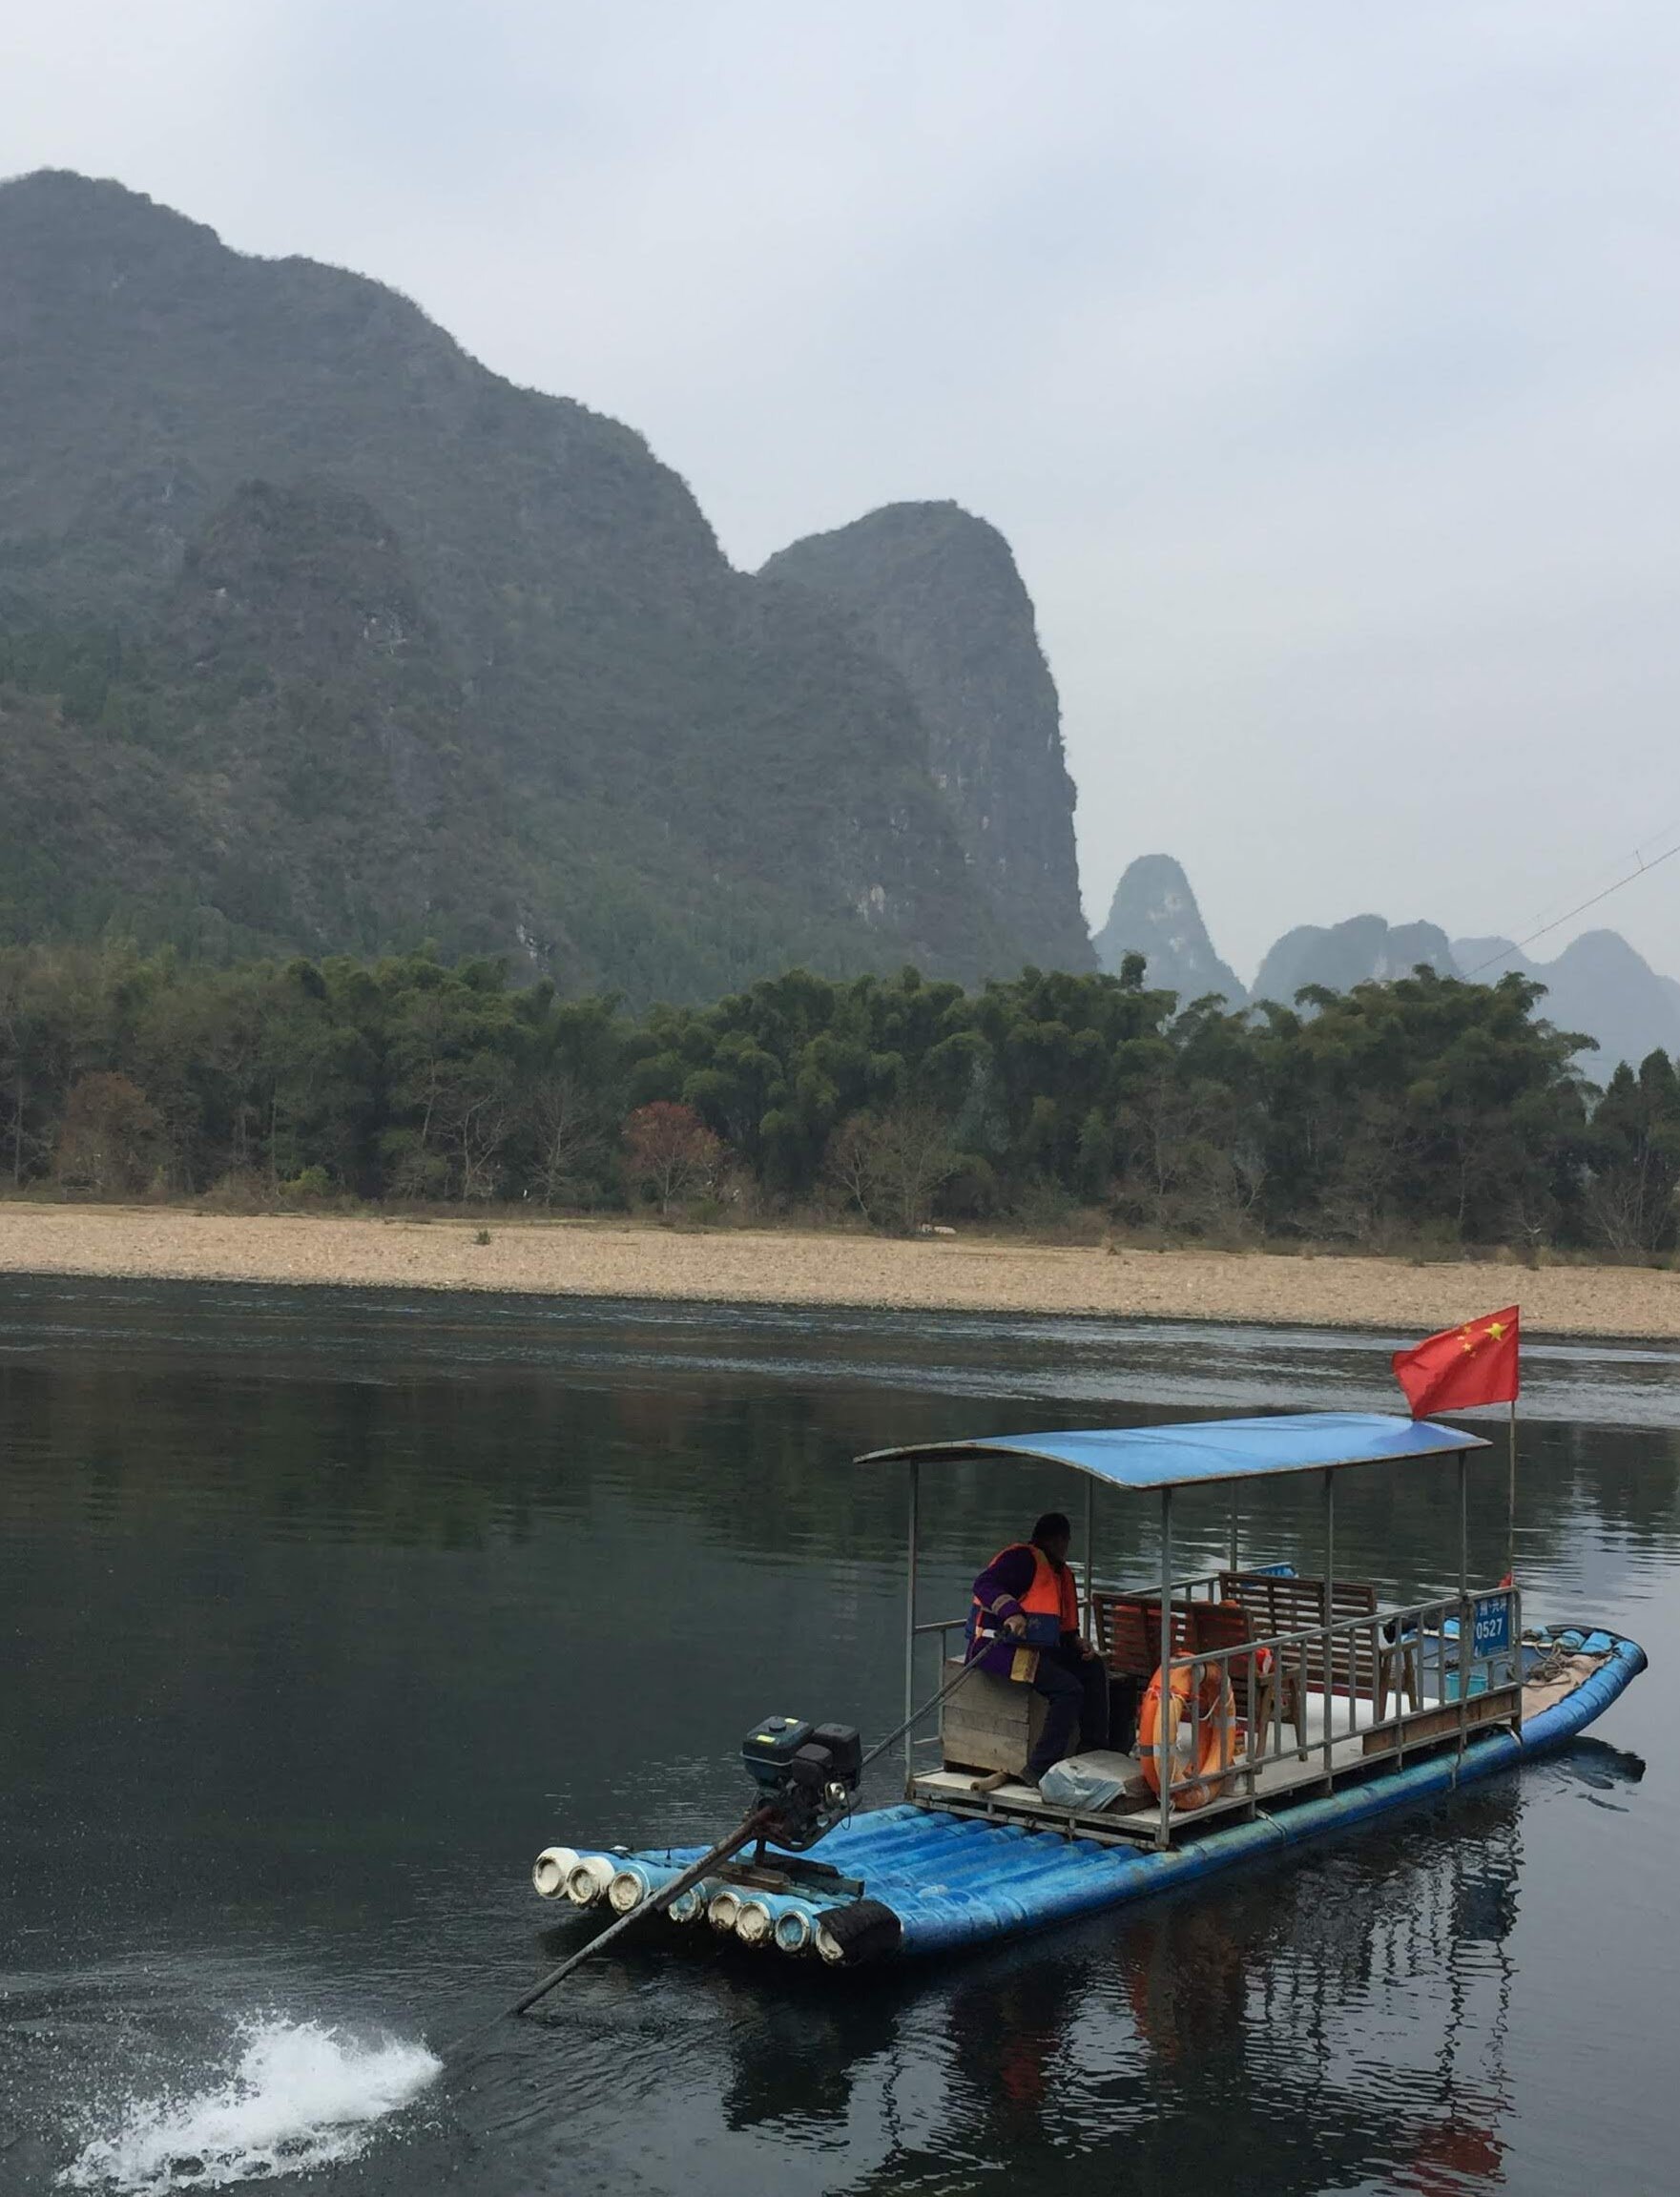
[0,170,1089,999]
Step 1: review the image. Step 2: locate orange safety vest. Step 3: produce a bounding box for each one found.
[970,1542,1079,1656]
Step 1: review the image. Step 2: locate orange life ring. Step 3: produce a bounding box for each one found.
[1138,1660,1238,1811]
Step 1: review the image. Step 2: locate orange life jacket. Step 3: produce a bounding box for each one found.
[969,1542,1078,1653]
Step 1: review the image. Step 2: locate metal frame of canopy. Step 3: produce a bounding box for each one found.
[858,1412,1497,1850]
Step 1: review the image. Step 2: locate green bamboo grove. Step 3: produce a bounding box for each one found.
[2,943,1677,1254]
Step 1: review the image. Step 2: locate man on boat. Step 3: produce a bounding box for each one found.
[966,1511,1110,1792]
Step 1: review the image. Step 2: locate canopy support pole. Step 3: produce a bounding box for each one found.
[1321,1468,1336,1786]
[1449,1459,1458,1766]
[1157,1485,1172,1851]
[904,1461,920,1783]
[1083,1478,1095,1641]
[1228,1490,1239,1580]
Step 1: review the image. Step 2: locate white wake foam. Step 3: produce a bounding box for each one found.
[58,2016,441,2192]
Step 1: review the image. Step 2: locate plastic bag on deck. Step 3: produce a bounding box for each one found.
[1038,1751,1138,1813]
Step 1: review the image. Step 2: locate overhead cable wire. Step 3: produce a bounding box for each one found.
[1463,833,1680,976]
[1499,813,1680,943]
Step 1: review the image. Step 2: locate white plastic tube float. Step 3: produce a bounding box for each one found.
[733,1897,775,1947]
[773,1905,815,1955]
[547,1854,818,1945]
[706,1888,742,1933]
[531,1846,580,1900]
[714,1889,820,1953]
[666,1878,719,1924]
[607,1859,685,1916]
[564,1855,618,1908]
[732,1892,819,1954]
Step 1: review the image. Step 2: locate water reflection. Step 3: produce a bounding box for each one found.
[529,1743,1649,2197]
[752,1783,1534,2193]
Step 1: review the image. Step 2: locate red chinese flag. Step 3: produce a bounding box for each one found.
[1392,1308,1520,1418]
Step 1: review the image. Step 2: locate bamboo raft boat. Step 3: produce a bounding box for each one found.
[532,1413,1647,1969]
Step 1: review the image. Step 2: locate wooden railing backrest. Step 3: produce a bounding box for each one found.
[1091,1592,1195,1678]
[1217,1572,1386,1697]
[1188,1600,1267,1717]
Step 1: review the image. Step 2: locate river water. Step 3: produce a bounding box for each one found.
[1,1277,1674,2195]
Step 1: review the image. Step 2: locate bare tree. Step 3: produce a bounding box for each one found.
[823,1105,958,1233]
[1114,1064,1255,1235]
[387,1050,517,1201]
[54,1074,161,1195]
[528,1072,601,1205]
[0,958,31,1189]
[823,1112,880,1221]
[1583,1168,1665,1254]
[437,1059,516,1201]
[1317,1095,1418,1246]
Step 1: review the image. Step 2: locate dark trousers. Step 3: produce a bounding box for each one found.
[1027,1647,1110,1780]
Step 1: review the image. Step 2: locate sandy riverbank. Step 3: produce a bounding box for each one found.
[0,1203,1674,1338]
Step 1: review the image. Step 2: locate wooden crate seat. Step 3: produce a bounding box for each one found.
[939,1656,1068,1776]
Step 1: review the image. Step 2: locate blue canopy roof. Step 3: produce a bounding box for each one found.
[856,1411,1487,1493]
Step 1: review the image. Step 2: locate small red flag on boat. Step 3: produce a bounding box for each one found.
[1392,1307,1520,1417]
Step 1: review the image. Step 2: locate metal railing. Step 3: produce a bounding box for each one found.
[913,1566,1234,1655]
[1150,1583,1524,1833]
[914,1583,1524,1828]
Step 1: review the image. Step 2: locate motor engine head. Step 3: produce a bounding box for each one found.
[740,1715,862,1849]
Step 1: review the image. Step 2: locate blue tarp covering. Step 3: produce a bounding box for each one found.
[1531,1625,1617,1656]
[858,1410,1487,1493]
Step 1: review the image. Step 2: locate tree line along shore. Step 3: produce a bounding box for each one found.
[1,942,1678,1264]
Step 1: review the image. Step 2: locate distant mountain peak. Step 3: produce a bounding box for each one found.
[1239,906,1680,1072]
[1450,927,1680,1067]
[759,503,1091,972]
[1449,934,1523,979]
[1094,855,1245,1005]
[1252,915,1456,1005]
[2,167,204,223]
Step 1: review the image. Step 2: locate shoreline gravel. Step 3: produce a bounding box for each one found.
[0,1205,1675,1339]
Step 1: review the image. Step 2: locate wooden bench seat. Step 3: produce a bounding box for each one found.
[1187,1597,1304,1753]
[1095,1577,1423,1766]
[1218,1572,1419,1720]
[1091,1592,1197,1679]
[1092,1592,1295,1765]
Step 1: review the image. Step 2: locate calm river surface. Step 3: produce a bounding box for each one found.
[1,1277,1675,2195]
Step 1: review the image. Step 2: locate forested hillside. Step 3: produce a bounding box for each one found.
[0,170,1086,997]
[5,942,1676,1255]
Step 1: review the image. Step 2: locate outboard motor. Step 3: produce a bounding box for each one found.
[739,1716,863,1850]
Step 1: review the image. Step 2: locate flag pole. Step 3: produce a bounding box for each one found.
[1506,1395,1518,1583]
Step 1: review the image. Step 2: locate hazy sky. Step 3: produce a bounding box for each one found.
[8,2,1680,981]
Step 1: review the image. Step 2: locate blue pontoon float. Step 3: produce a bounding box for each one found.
[531,1411,1646,1968]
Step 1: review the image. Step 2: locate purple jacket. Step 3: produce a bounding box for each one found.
[966,1544,1078,1676]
